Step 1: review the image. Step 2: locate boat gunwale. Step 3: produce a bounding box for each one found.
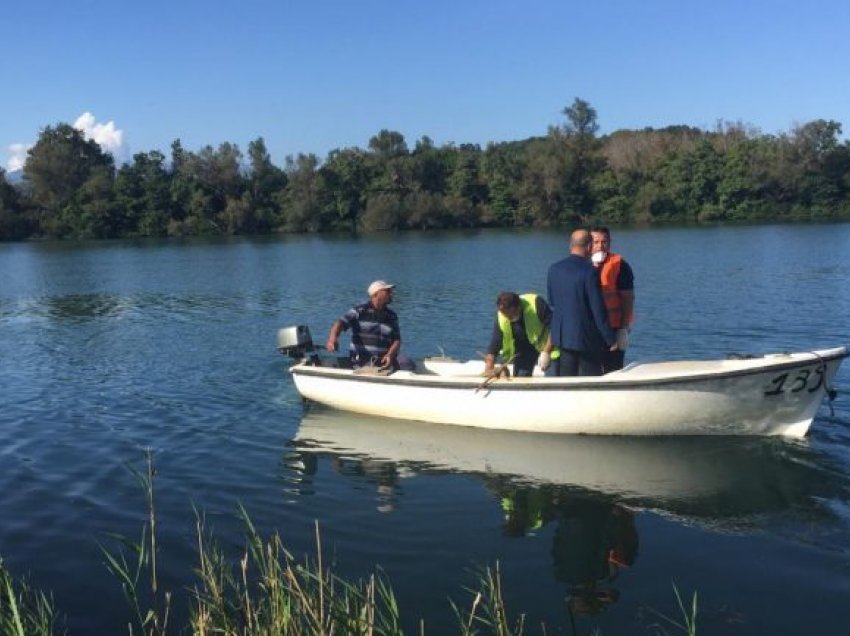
[289,347,848,392]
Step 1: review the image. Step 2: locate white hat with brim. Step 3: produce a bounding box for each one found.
[367,280,396,296]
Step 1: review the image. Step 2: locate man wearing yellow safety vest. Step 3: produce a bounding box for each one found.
[590,227,635,373]
[483,292,558,377]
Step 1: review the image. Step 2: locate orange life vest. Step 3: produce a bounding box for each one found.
[598,253,631,329]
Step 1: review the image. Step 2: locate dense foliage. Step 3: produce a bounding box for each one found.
[2,99,849,241]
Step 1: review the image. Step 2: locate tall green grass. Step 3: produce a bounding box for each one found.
[99,448,171,636]
[644,583,698,636]
[190,506,407,635]
[0,557,58,636]
[2,450,699,635]
[96,449,531,635]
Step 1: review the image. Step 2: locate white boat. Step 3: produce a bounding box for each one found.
[284,330,846,437]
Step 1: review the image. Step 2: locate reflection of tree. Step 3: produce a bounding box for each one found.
[45,293,126,320]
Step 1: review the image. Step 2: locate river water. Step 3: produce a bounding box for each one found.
[1,224,850,634]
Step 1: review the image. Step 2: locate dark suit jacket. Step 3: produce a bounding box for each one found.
[547,255,615,353]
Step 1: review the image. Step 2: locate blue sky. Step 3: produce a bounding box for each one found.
[3,0,849,171]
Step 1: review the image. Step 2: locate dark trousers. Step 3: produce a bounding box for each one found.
[513,350,538,377]
[601,349,625,374]
[352,353,416,371]
[556,348,603,377]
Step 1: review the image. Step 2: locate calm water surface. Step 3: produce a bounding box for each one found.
[2,225,850,634]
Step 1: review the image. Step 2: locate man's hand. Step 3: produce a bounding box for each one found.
[326,321,343,353]
[482,366,511,379]
[537,351,551,371]
[615,328,629,351]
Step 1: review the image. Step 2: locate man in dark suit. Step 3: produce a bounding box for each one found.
[547,229,617,376]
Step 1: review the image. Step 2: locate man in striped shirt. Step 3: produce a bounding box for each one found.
[326,280,413,370]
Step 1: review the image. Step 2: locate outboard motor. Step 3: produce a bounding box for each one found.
[277,325,319,364]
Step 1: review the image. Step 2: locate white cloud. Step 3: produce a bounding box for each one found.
[73,112,128,161]
[5,113,128,171]
[6,143,29,171]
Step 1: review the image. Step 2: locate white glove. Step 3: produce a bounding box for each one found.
[537,351,551,371]
[616,328,630,351]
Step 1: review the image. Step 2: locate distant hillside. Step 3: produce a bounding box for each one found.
[5,169,23,184]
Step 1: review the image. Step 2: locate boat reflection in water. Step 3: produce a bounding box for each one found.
[287,407,846,619]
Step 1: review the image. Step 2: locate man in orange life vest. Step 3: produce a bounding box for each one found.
[590,227,635,373]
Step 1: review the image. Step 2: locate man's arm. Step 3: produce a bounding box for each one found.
[536,295,553,326]
[535,295,555,369]
[379,312,402,368]
[325,319,344,352]
[586,270,616,349]
[381,339,401,368]
[484,322,503,373]
[618,260,635,326]
[620,290,635,326]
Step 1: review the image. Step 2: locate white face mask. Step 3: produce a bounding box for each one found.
[591,251,607,265]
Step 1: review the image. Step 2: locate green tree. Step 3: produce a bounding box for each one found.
[247,137,287,232]
[411,136,451,195]
[114,150,172,236]
[278,154,325,232]
[361,192,406,230]
[481,142,525,226]
[322,148,370,232]
[367,129,408,158]
[0,169,31,240]
[71,164,119,238]
[170,142,246,234]
[791,120,848,214]
[405,190,449,229]
[517,138,564,225]
[553,98,604,222]
[167,139,193,233]
[23,123,115,237]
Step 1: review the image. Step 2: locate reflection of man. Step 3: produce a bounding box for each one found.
[551,499,638,617]
[590,227,635,373]
[330,457,400,513]
[499,486,553,536]
[547,229,617,376]
[490,483,639,617]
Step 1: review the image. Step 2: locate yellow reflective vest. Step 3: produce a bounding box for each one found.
[497,293,559,360]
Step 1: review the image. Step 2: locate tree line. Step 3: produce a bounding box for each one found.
[1,98,849,241]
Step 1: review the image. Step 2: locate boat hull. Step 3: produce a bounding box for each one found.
[289,347,847,436]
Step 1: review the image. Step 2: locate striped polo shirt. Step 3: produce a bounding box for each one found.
[338,301,401,365]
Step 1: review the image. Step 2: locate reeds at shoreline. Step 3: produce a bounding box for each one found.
[0,450,697,635]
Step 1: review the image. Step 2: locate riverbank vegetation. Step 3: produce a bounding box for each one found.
[3,97,846,241]
[1,451,698,635]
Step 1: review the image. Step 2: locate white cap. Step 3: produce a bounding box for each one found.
[367,280,396,296]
